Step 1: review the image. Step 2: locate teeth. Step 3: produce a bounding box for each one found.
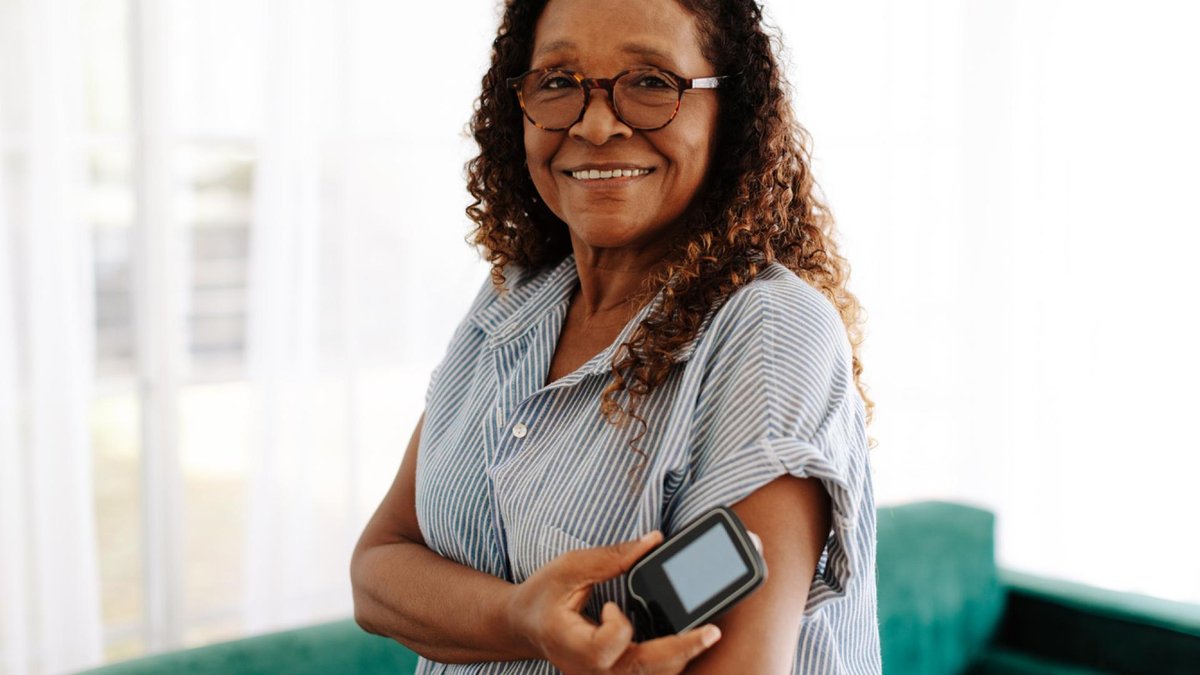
[570,168,651,180]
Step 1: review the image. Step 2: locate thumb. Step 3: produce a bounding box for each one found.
[627,529,663,559]
[587,530,663,583]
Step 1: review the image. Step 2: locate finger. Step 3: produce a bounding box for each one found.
[619,624,721,674]
[579,530,663,584]
[589,602,635,670]
[748,530,763,555]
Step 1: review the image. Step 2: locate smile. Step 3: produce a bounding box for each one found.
[563,168,655,182]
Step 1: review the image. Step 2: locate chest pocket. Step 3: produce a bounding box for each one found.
[534,524,592,572]
[533,523,657,639]
[536,524,612,627]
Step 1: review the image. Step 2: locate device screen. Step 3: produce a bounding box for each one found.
[660,525,750,612]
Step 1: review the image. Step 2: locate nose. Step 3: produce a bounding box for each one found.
[568,87,633,145]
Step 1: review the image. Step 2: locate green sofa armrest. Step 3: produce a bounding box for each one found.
[987,569,1200,674]
[77,619,419,675]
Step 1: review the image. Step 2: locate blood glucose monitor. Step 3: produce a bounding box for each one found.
[627,506,767,638]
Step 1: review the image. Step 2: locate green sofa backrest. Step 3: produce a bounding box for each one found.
[81,501,1007,675]
[877,500,1007,674]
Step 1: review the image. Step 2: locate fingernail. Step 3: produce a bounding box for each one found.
[702,625,721,647]
[640,530,659,544]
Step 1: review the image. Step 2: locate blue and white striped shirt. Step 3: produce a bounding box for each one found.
[414,252,881,674]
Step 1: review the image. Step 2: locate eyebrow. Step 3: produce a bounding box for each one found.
[533,39,676,65]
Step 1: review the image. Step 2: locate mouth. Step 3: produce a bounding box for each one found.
[561,167,656,184]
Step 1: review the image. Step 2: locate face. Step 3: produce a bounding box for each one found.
[524,0,720,254]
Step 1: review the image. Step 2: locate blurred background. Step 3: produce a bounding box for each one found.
[1,0,1198,673]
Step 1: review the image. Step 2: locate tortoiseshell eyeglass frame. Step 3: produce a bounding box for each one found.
[505,67,734,131]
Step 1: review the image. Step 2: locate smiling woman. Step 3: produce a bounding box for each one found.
[350,0,880,673]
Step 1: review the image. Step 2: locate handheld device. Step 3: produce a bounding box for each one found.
[627,506,767,638]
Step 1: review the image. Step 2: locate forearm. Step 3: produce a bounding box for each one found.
[351,539,540,664]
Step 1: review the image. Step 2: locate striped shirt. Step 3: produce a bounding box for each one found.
[414,252,881,674]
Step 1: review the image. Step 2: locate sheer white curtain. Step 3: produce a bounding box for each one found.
[242,0,350,630]
[240,0,495,632]
[0,0,104,673]
[772,0,1200,602]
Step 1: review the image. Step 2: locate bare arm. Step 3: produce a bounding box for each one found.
[350,410,539,664]
[683,474,832,674]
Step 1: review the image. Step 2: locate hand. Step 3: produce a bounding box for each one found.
[504,530,723,674]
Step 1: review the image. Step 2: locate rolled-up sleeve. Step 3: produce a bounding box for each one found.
[661,277,871,616]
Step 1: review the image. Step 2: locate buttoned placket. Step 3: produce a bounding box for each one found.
[479,270,672,584]
[482,303,571,582]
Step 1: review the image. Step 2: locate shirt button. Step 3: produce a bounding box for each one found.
[512,423,528,439]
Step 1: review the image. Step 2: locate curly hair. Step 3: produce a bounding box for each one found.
[464,0,876,479]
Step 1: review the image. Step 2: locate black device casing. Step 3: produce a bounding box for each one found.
[626,505,767,639]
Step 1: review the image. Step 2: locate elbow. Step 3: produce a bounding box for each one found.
[351,579,375,635]
[353,601,372,635]
[349,535,420,640]
[349,547,378,636]
[353,604,378,637]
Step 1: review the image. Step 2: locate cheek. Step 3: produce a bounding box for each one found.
[668,131,717,189]
[523,127,560,196]
[666,109,720,183]
[523,120,562,167]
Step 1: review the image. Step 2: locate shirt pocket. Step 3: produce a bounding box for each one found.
[536,523,649,637]
[537,524,614,625]
[537,523,593,560]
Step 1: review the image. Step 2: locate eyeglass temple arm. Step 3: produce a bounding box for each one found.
[683,72,739,90]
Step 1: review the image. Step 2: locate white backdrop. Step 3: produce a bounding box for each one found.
[1,0,1198,672]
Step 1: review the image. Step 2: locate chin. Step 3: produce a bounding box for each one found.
[569,218,654,247]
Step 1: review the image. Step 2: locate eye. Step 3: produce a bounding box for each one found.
[630,72,673,89]
[538,73,577,90]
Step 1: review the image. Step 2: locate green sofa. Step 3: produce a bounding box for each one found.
[79,501,1200,674]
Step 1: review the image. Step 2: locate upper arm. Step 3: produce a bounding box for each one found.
[353,409,427,556]
[682,474,833,675]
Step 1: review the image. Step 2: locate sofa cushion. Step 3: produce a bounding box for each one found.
[965,646,1109,674]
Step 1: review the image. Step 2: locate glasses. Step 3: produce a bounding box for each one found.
[506,67,733,131]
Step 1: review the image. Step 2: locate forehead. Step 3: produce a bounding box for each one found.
[531,0,711,72]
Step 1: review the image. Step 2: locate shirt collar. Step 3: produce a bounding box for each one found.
[469,252,713,375]
[469,253,578,342]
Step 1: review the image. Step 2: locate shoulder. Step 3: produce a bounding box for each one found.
[426,260,540,398]
[457,257,551,333]
[705,262,851,369]
[690,262,856,441]
[462,261,528,317]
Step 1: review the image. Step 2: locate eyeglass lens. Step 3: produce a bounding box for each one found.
[518,69,681,130]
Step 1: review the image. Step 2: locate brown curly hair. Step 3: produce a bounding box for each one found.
[464,0,876,477]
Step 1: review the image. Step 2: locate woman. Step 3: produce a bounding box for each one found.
[351,0,880,673]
